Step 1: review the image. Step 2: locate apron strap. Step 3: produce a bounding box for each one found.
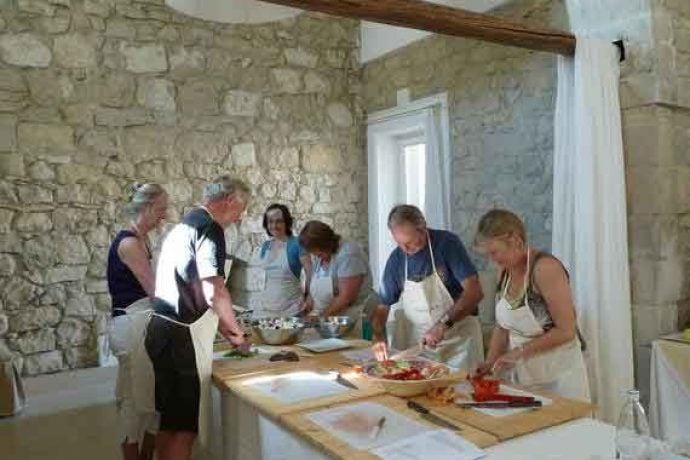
[404,230,438,281]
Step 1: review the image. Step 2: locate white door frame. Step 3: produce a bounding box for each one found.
[366,92,452,283]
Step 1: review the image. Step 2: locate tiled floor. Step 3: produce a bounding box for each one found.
[0,366,121,460]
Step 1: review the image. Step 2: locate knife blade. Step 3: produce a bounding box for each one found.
[457,400,543,409]
[407,400,462,431]
[335,373,359,390]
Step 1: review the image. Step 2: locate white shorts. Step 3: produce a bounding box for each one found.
[115,353,159,444]
[109,302,159,444]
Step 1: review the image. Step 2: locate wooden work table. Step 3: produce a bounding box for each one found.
[211,338,595,460]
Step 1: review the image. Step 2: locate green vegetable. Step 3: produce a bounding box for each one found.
[223,348,259,359]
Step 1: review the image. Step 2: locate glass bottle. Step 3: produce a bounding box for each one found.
[616,389,651,460]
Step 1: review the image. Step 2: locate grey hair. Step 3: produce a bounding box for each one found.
[124,183,166,220]
[387,204,427,229]
[203,175,251,202]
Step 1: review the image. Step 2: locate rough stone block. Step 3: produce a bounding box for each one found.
[18,0,57,16]
[23,234,57,269]
[65,293,95,317]
[223,90,260,117]
[0,253,16,276]
[1,277,41,308]
[23,350,63,375]
[85,279,108,294]
[14,212,52,233]
[326,102,353,128]
[632,304,678,346]
[94,107,148,127]
[284,47,318,68]
[175,131,228,163]
[300,144,343,173]
[64,346,98,369]
[54,234,90,264]
[120,43,167,73]
[17,184,52,204]
[8,329,55,354]
[231,142,256,167]
[83,0,111,17]
[0,208,14,233]
[304,70,329,93]
[0,153,24,177]
[169,46,205,75]
[137,78,176,111]
[0,33,52,68]
[179,80,218,115]
[0,314,7,336]
[45,264,87,284]
[53,33,98,68]
[10,307,61,333]
[53,207,98,233]
[17,123,74,151]
[271,68,302,94]
[0,114,16,151]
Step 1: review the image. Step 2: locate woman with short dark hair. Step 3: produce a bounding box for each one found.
[252,204,311,318]
[299,221,377,333]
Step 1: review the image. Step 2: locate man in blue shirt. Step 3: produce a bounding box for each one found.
[371,205,484,370]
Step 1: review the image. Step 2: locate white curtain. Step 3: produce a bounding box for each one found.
[552,37,634,422]
[423,107,451,231]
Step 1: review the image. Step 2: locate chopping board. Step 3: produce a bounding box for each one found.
[220,366,386,421]
[212,338,371,385]
[412,384,595,441]
[280,395,499,460]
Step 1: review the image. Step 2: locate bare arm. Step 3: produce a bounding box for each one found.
[517,257,577,358]
[485,325,509,364]
[301,254,313,297]
[322,275,364,317]
[118,236,155,297]
[201,276,245,343]
[448,274,484,323]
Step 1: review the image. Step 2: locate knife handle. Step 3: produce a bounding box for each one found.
[407,400,429,414]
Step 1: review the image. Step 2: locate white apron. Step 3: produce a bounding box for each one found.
[387,234,483,372]
[495,251,590,401]
[107,298,158,444]
[310,266,366,338]
[129,307,220,448]
[254,240,302,318]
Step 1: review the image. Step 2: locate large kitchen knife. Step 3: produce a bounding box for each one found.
[407,401,463,431]
[457,400,543,409]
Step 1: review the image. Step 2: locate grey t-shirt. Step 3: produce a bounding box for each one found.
[312,239,376,311]
[155,208,225,323]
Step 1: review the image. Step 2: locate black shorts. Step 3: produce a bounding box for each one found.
[145,310,200,433]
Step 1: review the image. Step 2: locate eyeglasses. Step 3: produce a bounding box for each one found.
[267,218,285,224]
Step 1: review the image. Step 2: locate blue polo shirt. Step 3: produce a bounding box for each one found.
[379,229,477,306]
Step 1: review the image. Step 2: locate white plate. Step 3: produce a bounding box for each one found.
[297,338,353,353]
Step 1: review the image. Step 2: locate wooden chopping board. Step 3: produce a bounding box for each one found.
[212,339,372,385]
[220,365,386,421]
[280,395,498,460]
[413,385,595,441]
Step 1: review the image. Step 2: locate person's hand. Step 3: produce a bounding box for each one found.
[300,296,314,315]
[470,361,494,379]
[372,336,389,362]
[491,348,522,374]
[422,322,448,348]
[229,333,251,353]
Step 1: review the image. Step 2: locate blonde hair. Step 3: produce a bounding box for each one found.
[475,209,527,246]
[124,182,166,220]
[203,175,251,202]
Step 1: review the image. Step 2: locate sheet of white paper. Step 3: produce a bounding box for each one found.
[244,371,350,404]
[371,429,485,460]
[455,383,552,417]
[298,338,352,353]
[307,401,431,450]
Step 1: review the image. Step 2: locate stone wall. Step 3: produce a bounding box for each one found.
[362,0,565,319]
[625,0,690,402]
[0,0,365,375]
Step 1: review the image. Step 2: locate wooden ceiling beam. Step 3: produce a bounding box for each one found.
[259,0,576,56]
